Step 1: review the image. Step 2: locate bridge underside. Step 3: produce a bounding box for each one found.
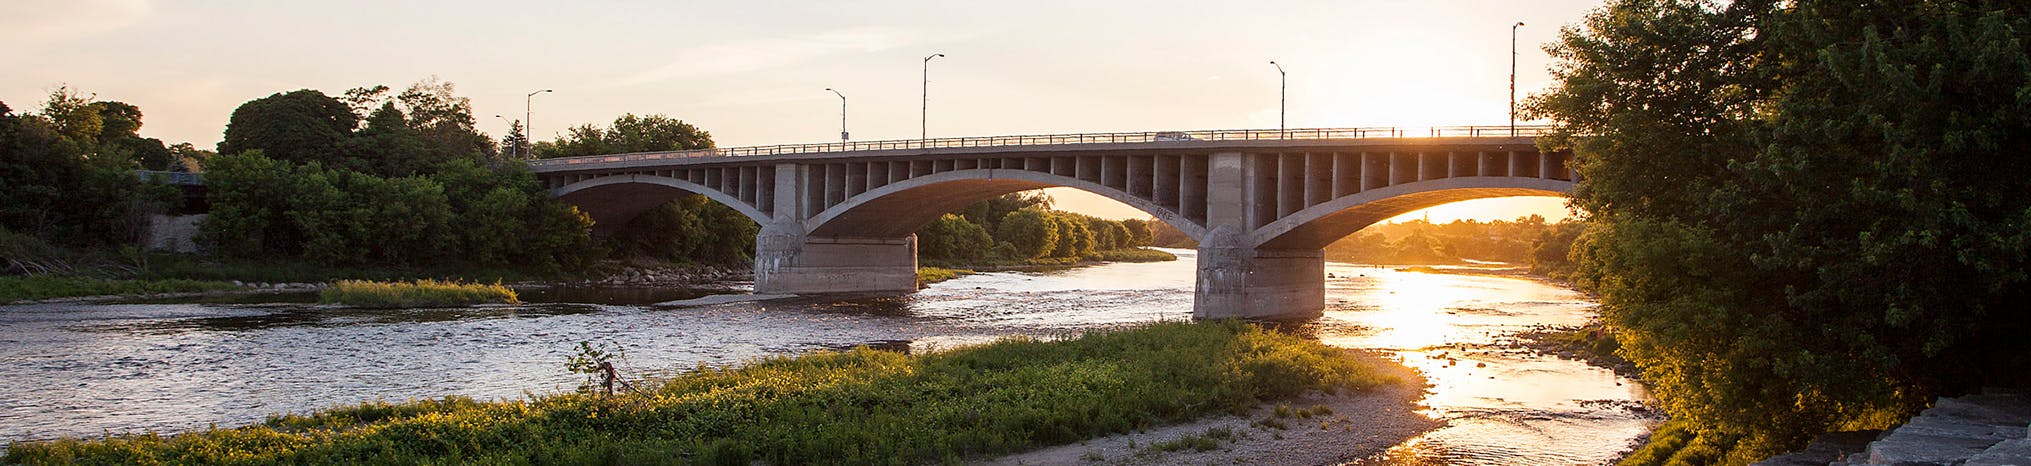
[539,139,1573,321]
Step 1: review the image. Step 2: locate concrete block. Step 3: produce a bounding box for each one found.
[1966,438,2031,466]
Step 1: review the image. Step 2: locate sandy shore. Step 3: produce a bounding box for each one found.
[984,350,1438,465]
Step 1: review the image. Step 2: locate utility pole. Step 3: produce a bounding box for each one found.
[826,88,848,141]
[1512,22,1525,136]
[922,53,943,141]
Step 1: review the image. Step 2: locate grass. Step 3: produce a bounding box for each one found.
[2,321,1395,465]
[0,275,243,304]
[317,279,519,308]
[1084,248,1177,263]
[915,267,976,285]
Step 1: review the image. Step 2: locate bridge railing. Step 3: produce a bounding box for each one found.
[528,125,1552,167]
[134,170,205,186]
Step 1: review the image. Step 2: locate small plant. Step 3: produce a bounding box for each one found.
[318,279,517,308]
[566,341,627,395]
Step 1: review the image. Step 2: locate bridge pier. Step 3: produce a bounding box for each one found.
[753,221,919,294]
[1192,227,1326,320]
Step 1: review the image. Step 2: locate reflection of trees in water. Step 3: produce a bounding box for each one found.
[96,304,603,334]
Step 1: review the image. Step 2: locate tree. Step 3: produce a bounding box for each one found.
[534,113,712,158]
[995,208,1059,259]
[1121,219,1154,247]
[1529,0,2031,458]
[218,90,357,166]
[917,214,996,264]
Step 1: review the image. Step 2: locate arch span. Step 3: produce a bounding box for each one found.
[804,169,1208,242]
[1250,177,1573,250]
[551,175,770,234]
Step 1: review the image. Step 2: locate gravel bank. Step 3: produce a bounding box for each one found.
[984,350,1438,465]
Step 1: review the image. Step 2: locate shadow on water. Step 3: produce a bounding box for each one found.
[88,304,605,334]
[114,291,321,305]
[517,286,726,306]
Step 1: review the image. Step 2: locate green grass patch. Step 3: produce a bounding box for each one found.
[1617,419,1746,466]
[915,267,976,285]
[1084,248,1178,263]
[317,279,519,308]
[0,275,242,304]
[3,321,1395,465]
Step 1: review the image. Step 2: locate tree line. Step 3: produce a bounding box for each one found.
[1532,0,2031,462]
[1320,216,1583,270]
[915,192,1160,266]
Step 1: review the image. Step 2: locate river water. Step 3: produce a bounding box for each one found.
[0,250,1655,463]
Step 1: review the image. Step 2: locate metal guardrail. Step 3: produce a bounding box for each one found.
[135,170,205,185]
[528,125,1552,168]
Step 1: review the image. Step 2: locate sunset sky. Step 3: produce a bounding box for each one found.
[2,0,1598,223]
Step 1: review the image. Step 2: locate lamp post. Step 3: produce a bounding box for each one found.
[825,88,848,141]
[1269,61,1287,137]
[493,114,517,158]
[1511,22,1525,136]
[922,53,943,141]
[525,89,552,157]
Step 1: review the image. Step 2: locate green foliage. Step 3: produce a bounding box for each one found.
[607,195,758,266]
[0,90,176,248]
[0,275,241,304]
[918,214,997,263]
[217,90,358,166]
[533,113,711,159]
[1531,0,2031,456]
[915,267,975,284]
[316,279,518,308]
[566,341,629,395]
[1325,216,1577,266]
[994,208,1060,260]
[2,321,1395,465]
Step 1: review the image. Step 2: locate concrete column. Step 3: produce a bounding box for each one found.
[1194,152,1326,321]
[754,222,918,294]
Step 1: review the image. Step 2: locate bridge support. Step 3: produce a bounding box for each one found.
[753,221,919,294]
[1193,226,1326,320]
[1191,151,1327,320]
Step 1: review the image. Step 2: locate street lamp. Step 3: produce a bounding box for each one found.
[1511,22,1525,136]
[825,88,848,141]
[525,89,552,158]
[922,53,944,141]
[1269,61,1287,137]
[493,114,517,158]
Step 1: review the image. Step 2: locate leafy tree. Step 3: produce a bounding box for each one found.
[995,208,1059,259]
[218,90,358,166]
[1120,219,1153,247]
[1530,0,2031,457]
[917,214,995,264]
[535,113,711,158]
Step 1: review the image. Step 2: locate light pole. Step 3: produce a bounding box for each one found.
[922,53,943,141]
[493,114,517,158]
[525,89,552,157]
[1269,61,1287,137]
[825,88,848,141]
[1511,22,1525,136]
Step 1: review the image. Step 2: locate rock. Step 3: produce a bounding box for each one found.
[1966,437,2031,466]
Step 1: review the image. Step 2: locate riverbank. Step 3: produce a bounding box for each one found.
[985,349,1436,465]
[1,321,1406,465]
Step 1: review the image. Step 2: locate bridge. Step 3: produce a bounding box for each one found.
[528,126,1573,320]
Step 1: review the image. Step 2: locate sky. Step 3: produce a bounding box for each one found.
[2,0,1600,224]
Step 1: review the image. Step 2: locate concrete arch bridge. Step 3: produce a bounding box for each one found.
[529,126,1573,320]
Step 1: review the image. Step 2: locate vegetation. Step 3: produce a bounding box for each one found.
[0,88,187,251]
[1323,216,1581,268]
[1532,0,2031,460]
[0,275,240,304]
[2,321,1395,465]
[916,192,1171,267]
[533,113,758,267]
[915,267,975,285]
[317,279,519,308]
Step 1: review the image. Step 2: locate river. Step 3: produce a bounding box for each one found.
[0,250,1656,464]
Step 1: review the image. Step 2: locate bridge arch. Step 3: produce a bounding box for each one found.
[551,175,769,234]
[804,169,1208,242]
[1249,177,1573,250]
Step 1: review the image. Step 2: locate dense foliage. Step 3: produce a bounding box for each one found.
[2,321,1393,465]
[0,89,187,252]
[202,80,600,274]
[1531,0,2031,460]
[914,192,1166,266]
